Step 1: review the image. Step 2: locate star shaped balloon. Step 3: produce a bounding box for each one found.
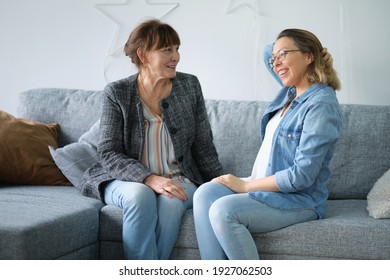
[95,0,179,55]
[94,0,178,82]
[225,0,263,16]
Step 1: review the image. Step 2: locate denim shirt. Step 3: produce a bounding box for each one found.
[249,46,343,218]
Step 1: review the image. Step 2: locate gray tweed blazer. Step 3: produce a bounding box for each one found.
[79,72,223,200]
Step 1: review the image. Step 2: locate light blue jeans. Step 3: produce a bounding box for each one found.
[193,182,319,260]
[104,179,197,259]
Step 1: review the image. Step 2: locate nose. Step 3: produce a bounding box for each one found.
[273,58,281,71]
[274,54,283,65]
[172,50,180,62]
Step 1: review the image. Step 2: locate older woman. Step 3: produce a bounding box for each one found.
[193,29,343,260]
[80,19,223,259]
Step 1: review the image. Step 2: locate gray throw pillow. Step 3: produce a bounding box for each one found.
[367,168,390,219]
[49,120,100,188]
[78,120,100,147]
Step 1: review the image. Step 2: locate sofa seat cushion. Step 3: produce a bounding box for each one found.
[176,200,390,260]
[99,205,124,260]
[254,199,390,259]
[99,205,123,242]
[98,199,390,260]
[0,186,104,259]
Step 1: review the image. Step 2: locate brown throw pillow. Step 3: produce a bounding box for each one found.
[0,110,69,185]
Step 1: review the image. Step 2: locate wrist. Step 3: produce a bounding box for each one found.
[143,173,157,186]
[244,180,254,192]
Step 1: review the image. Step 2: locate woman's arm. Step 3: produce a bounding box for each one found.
[98,84,152,183]
[191,76,224,181]
[212,174,279,193]
[263,43,283,87]
[275,101,343,193]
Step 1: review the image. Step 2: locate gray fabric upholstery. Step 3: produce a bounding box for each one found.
[0,87,388,260]
[100,202,390,260]
[17,88,102,147]
[206,100,390,199]
[0,186,103,259]
[328,104,390,199]
[205,99,265,178]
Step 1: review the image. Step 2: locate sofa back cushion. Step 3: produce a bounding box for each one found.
[205,99,265,178]
[205,100,390,199]
[18,88,102,147]
[328,104,390,199]
[18,89,390,199]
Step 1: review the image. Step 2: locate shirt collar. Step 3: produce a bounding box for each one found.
[290,83,328,104]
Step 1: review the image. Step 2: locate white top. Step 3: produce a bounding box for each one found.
[244,109,284,180]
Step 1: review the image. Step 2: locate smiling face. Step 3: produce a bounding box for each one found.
[141,44,180,80]
[273,36,313,95]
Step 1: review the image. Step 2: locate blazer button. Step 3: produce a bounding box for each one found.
[178,156,183,162]
[162,101,169,109]
[171,127,178,134]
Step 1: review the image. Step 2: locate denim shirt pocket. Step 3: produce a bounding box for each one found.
[275,127,302,164]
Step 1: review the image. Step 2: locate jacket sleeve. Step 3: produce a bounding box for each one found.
[190,78,223,181]
[98,83,152,183]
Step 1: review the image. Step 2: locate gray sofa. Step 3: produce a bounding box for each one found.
[0,88,389,260]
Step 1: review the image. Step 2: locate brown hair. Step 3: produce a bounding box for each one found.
[124,19,180,69]
[277,29,341,91]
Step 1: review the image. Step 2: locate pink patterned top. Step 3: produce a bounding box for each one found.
[140,101,190,183]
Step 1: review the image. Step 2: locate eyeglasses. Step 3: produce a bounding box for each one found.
[268,49,301,68]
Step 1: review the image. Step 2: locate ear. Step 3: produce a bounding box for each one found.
[137,48,146,64]
[305,52,314,65]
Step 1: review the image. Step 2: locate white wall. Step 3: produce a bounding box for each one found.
[1,0,389,116]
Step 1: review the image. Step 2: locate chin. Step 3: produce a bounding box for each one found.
[281,78,292,87]
[168,72,177,79]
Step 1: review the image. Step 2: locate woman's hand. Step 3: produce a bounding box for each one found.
[212,174,248,193]
[144,174,188,201]
[212,174,279,193]
[322,47,333,67]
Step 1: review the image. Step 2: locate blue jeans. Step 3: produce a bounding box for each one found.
[104,179,197,259]
[193,182,319,260]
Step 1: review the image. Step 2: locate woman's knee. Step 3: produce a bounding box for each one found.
[194,181,232,205]
[105,180,156,210]
[208,195,244,231]
[193,182,212,205]
[158,193,187,214]
[209,197,231,224]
